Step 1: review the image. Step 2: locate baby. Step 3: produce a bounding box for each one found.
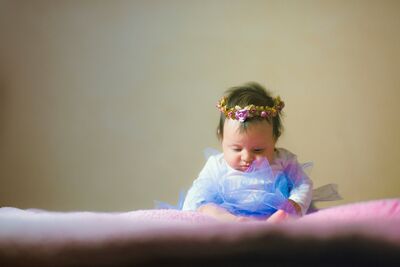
[182,82,313,222]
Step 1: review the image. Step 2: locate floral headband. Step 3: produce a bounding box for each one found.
[216,96,284,122]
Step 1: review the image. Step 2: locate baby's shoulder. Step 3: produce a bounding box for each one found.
[271,148,301,173]
[274,148,298,166]
[199,153,226,178]
[202,152,225,169]
[206,152,225,165]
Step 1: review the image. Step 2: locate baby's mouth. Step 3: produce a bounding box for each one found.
[238,164,251,172]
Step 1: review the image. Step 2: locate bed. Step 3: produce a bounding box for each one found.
[1,199,399,266]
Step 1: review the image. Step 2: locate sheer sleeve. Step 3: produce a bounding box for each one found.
[278,149,313,215]
[182,155,222,211]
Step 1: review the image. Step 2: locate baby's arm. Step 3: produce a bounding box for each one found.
[288,179,313,216]
[284,154,314,216]
[266,151,313,222]
[288,199,302,215]
[182,155,225,212]
[183,155,249,222]
[267,181,312,222]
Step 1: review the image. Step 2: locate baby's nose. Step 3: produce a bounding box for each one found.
[241,150,254,163]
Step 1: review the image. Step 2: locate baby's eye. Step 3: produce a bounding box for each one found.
[253,148,265,153]
[232,148,242,152]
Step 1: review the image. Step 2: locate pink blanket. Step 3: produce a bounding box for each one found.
[1,199,399,266]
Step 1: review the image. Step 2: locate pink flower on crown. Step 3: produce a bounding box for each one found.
[235,109,249,122]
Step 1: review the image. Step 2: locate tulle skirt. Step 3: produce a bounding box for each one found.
[212,159,296,217]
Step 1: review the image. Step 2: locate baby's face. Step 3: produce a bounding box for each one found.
[222,119,276,172]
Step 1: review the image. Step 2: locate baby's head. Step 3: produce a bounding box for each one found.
[216,82,284,171]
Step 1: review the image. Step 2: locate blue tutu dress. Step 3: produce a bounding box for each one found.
[156,149,341,217]
[206,158,297,217]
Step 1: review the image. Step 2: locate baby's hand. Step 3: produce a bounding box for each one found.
[266,200,302,223]
[266,210,291,223]
[235,216,254,222]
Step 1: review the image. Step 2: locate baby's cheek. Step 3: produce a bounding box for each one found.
[224,154,238,167]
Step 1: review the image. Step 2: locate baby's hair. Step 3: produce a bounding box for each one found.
[217,82,284,141]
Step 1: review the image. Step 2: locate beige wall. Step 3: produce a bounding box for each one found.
[0,0,399,211]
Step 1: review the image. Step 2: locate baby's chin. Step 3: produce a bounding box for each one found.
[231,159,275,173]
[237,166,250,172]
[228,164,252,172]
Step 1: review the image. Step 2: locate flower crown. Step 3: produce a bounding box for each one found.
[216,96,284,122]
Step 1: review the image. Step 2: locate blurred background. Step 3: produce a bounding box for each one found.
[0,0,399,211]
